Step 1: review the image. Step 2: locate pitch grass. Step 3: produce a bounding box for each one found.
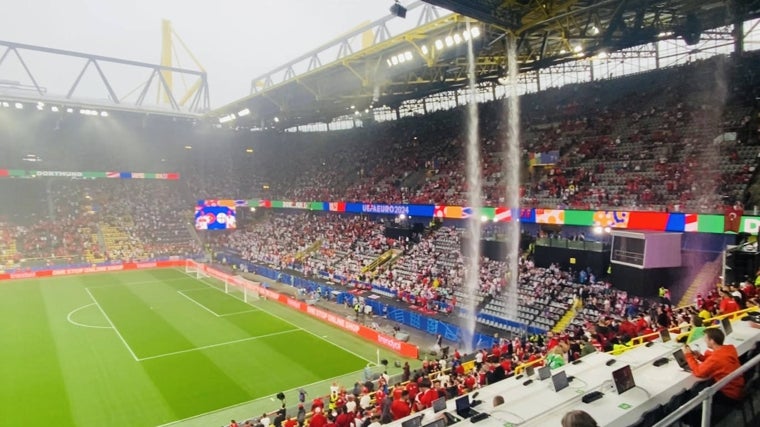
[0,268,404,427]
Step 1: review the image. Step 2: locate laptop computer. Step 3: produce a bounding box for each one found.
[422,419,446,427]
[721,318,733,336]
[673,348,692,372]
[551,371,570,392]
[537,365,551,381]
[611,365,636,395]
[455,395,480,419]
[401,415,424,427]
[660,329,671,343]
[526,366,535,377]
[432,396,446,413]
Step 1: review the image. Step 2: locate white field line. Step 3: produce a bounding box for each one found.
[66,303,112,329]
[85,287,140,361]
[177,290,220,317]
[195,276,375,365]
[137,328,300,362]
[218,309,259,317]
[154,367,368,427]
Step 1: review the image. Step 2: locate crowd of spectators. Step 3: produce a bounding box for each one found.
[223,52,760,213]
[0,179,200,270]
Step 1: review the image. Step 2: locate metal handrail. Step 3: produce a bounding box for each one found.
[652,350,760,427]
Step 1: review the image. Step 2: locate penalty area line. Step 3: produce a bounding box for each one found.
[138,328,300,362]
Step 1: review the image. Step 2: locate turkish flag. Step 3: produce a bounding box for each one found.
[724,205,744,232]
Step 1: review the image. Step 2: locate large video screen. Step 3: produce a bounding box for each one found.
[195,203,236,230]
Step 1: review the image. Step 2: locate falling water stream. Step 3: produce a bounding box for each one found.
[461,21,482,353]
[503,34,521,321]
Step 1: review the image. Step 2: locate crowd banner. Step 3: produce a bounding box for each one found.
[202,199,760,235]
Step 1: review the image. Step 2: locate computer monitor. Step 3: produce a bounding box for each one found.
[721,317,733,336]
[432,396,446,413]
[611,365,636,395]
[551,371,570,392]
[537,365,551,381]
[660,329,671,343]
[401,415,424,427]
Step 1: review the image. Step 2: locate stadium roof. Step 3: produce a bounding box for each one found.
[211,0,760,130]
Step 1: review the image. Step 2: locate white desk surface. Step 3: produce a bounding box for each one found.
[390,320,760,427]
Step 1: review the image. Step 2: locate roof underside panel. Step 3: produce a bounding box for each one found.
[211,0,760,128]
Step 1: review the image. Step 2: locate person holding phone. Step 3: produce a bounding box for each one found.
[682,329,744,425]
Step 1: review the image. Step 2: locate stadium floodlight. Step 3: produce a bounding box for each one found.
[604,226,612,233]
[470,27,481,38]
[591,26,600,36]
[386,59,393,67]
[435,39,444,50]
[1,102,8,108]
[36,102,45,110]
[238,108,250,117]
[14,102,23,109]
[596,51,608,59]
[444,36,454,47]
[573,45,583,53]
[463,31,471,41]
[391,56,399,65]
[560,49,567,54]
[100,111,109,117]
[66,108,74,113]
[421,45,429,55]
[51,106,59,112]
[219,114,236,124]
[184,145,192,150]
[453,34,463,45]
[274,116,280,123]
[593,226,603,234]
[404,51,413,61]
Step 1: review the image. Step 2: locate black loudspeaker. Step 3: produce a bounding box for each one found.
[390,3,407,18]
[276,392,285,401]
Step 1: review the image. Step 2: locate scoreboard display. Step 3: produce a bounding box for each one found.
[195,201,236,230]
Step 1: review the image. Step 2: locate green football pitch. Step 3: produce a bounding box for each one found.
[0,268,409,427]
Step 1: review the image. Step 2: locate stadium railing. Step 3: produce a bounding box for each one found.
[651,350,760,427]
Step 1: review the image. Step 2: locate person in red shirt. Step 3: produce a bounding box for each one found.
[684,328,744,424]
[311,397,325,412]
[718,290,740,315]
[309,408,328,427]
[229,421,239,427]
[415,380,439,410]
[499,356,512,374]
[390,390,411,420]
[405,380,419,402]
[618,316,638,340]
